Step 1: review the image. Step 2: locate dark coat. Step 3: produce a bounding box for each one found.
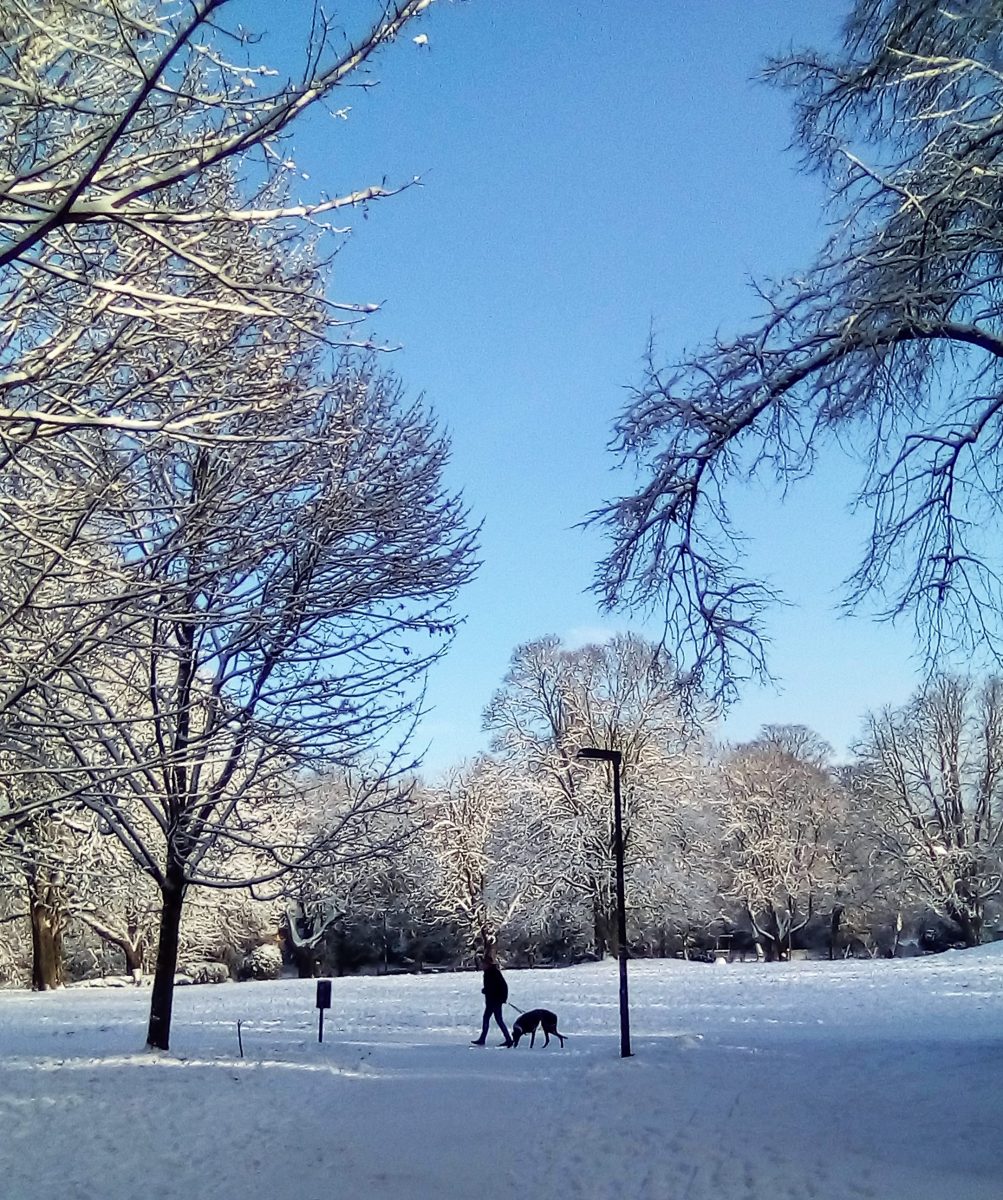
[481,963,508,1005]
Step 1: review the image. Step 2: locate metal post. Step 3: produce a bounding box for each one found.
[611,752,632,1058]
[577,746,633,1058]
[316,979,332,1043]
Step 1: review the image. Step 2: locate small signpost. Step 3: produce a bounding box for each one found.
[316,979,332,1043]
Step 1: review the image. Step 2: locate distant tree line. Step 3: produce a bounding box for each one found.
[4,635,1001,993]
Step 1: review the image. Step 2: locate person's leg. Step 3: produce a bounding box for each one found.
[472,1004,491,1044]
[492,1003,512,1046]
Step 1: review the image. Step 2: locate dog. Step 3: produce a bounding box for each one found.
[510,1008,565,1048]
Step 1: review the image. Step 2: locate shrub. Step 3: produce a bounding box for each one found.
[187,961,231,985]
[239,943,283,981]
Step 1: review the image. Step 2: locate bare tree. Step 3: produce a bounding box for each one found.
[853,675,1003,946]
[0,880,29,984]
[75,889,159,981]
[0,162,386,795]
[0,0,453,748]
[715,729,844,955]
[715,726,846,960]
[273,771,418,978]
[626,800,722,959]
[420,756,535,958]
[2,354,476,1047]
[2,727,170,985]
[593,1,1003,697]
[1,0,438,445]
[0,748,84,988]
[54,807,163,979]
[483,634,703,957]
[11,817,69,989]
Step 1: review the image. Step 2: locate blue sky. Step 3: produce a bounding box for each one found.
[249,0,924,773]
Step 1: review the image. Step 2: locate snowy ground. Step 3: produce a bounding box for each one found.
[1,949,1001,1200]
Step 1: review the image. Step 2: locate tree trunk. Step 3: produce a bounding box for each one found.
[287,940,319,979]
[147,866,186,1050]
[748,903,780,962]
[948,904,981,948]
[592,897,606,960]
[77,913,147,979]
[829,904,844,961]
[592,894,619,959]
[28,877,65,991]
[126,909,149,978]
[123,942,144,978]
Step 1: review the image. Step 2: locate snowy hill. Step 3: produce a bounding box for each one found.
[1,952,1000,1200]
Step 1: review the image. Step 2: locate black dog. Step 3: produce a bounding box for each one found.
[510,1008,565,1048]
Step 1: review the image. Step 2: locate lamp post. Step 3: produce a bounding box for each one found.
[577,746,632,1058]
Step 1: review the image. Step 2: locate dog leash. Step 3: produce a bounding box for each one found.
[505,1001,524,1015]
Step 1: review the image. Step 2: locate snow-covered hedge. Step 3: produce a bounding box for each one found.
[240,944,283,981]
[184,961,231,985]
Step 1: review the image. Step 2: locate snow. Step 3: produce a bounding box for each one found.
[2,949,1001,1200]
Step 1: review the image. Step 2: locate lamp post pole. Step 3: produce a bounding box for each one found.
[577,746,632,1058]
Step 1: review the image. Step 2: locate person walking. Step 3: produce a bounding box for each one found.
[471,953,512,1046]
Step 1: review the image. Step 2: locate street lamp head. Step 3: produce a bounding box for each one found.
[577,746,622,765]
